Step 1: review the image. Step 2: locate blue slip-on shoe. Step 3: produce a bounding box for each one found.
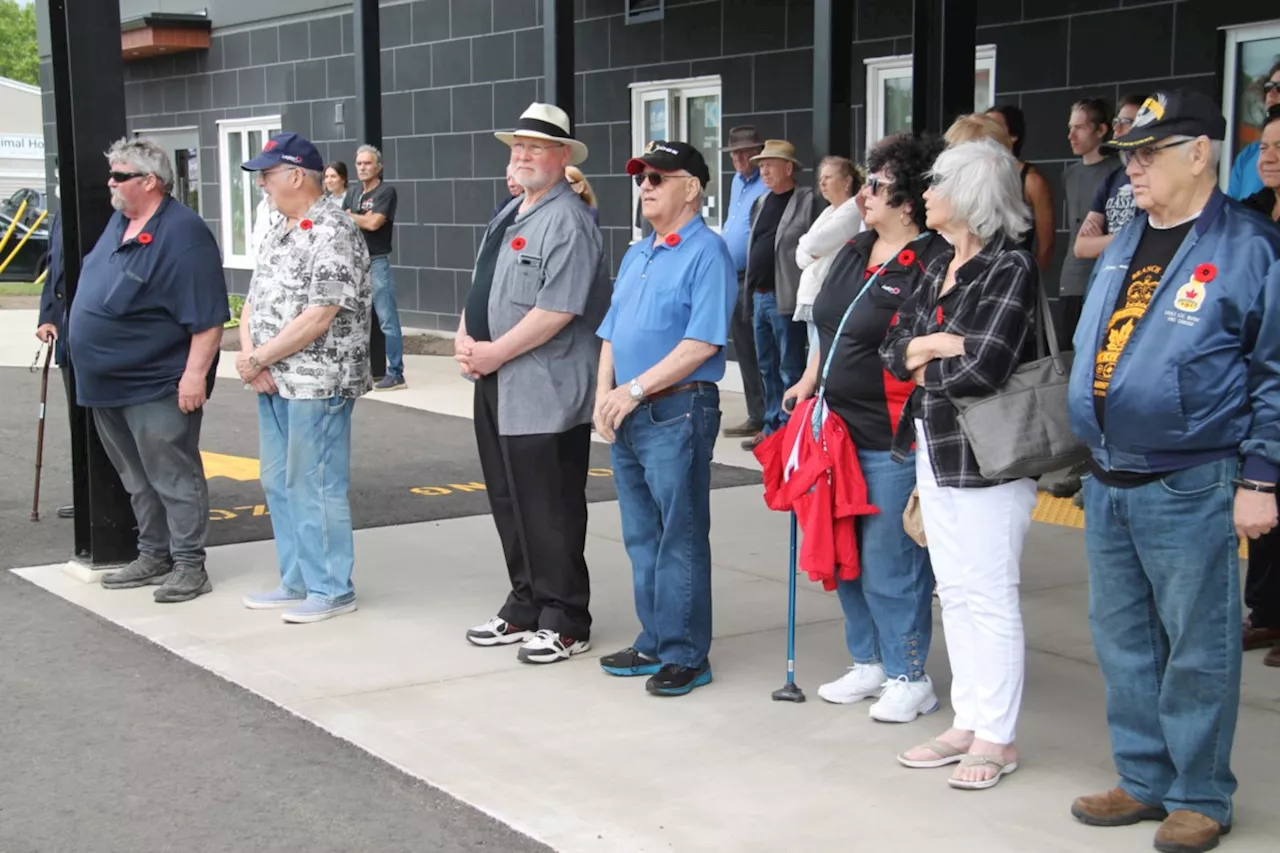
[243,587,307,610]
[281,597,358,624]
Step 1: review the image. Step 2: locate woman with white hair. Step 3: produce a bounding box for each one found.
[880,138,1039,791]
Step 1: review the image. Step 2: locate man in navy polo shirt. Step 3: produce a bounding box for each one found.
[594,141,737,697]
[70,138,230,603]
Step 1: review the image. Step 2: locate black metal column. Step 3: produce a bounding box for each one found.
[813,0,854,169]
[353,0,386,380]
[49,0,138,565]
[911,0,977,137]
[543,0,574,121]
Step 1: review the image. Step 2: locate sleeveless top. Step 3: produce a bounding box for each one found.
[1018,162,1035,254]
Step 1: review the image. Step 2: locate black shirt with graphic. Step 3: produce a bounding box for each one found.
[343,180,398,257]
[464,205,520,342]
[1089,218,1194,487]
[747,189,792,292]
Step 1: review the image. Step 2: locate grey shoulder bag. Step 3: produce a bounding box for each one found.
[948,275,1090,480]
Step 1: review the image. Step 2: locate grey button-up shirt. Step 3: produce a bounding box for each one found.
[480,179,610,435]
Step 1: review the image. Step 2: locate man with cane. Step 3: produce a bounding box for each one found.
[594,140,737,696]
[33,176,73,520]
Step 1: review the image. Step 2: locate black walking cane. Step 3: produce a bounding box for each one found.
[30,343,52,522]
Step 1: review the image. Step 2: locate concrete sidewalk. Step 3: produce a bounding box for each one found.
[6,307,1279,852]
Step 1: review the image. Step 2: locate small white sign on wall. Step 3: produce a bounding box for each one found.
[0,135,44,160]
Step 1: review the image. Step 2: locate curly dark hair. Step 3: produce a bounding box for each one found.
[865,132,946,231]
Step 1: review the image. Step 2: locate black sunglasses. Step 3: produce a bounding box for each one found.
[634,171,692,188]
[1264,82,1280,94]
[109,171,146,183]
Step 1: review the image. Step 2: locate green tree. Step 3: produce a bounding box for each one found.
[0,0,38,86]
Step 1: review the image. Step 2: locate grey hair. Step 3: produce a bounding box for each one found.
[302,168,325,189]
[356,144,383,166]
[1165,134,1223,171]
[928,138,1031,245]
[104,137,174,190]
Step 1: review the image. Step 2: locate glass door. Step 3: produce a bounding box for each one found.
[1222,21,1280,187]
[133,127,200,213]
[683,87,721,227]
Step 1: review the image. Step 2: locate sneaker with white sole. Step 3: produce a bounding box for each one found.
[516,629,590,664]
[869,674,940,723]
[281,597,358,624]
[817,662,887,704]
[466,616,534,647]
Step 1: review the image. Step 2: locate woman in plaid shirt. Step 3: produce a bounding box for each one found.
[880,137,1040,791]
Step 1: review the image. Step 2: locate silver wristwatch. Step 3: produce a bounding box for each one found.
[628,379,645,402]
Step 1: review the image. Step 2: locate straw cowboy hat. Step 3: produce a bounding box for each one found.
[721,125,765,152]
[750,139,804,169]
[494,103,588,166]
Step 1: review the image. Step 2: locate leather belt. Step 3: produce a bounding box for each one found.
[646,380,716,402]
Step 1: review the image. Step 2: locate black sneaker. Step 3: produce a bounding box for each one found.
[101,554,173,589]
[645,661,713,696]
[374,375,407,392]
[600,647,662,677]
[466,616,533,647]
[153,564,212,603]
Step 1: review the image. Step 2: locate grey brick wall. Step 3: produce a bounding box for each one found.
[40,0,1269,330]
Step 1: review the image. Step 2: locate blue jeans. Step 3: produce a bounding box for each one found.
[1083,457,1241,826]
[611,385,720,668]
[370,255,404,379]
[257,393,357,604]
[837,449,934,679]
[752,291,807,434]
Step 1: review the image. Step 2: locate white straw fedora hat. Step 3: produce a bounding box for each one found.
[494,102,588,166]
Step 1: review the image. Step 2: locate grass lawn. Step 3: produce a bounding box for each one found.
[0,282,40,296]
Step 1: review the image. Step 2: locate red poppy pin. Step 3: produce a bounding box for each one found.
[1194,263,1216,283]
[511,236,527,251]
[890,312,900,326]
[897,248,916,267]
[299,219,313,231]
[137,232,153,245]
[664,233,681,247]
[935,306,944,325]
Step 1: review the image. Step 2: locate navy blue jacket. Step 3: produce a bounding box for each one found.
[37,212,66,362]
[1068,189,1280,482]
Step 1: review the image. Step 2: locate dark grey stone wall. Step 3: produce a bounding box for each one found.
[40,0,1270,330]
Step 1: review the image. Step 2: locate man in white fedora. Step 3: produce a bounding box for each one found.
[743,138,815,447]
[455,103,611,664]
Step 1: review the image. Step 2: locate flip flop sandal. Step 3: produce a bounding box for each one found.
[947,754,1019,790]
[897,738,967,769]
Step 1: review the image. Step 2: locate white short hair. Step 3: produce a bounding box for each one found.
[1165,134,1224,171]
[928,138,1031,245]
[356,143,383,165]
[302,168,325,189]
[105,137,174,191]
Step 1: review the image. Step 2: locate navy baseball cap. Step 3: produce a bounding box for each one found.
[240,132,325,172]
[1107,90,1227,150]
[626,140,711,188]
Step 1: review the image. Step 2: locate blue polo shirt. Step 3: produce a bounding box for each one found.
[69,196,230,407]
[721,169,768,272]
[597,216,737,386]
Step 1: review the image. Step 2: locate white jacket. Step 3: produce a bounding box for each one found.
[793,197,863,321]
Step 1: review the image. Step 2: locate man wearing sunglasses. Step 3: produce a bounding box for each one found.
[1228,61,1280,200]
[69,138,230,604]
[1068,90,1280,853]
[594,141,736,696]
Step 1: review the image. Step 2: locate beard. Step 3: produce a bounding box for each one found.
[109,189,126,212]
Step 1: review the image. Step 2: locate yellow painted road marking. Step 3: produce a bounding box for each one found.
[201,451,260,481]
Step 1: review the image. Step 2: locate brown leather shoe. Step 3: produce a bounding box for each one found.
[1265,644,1280,667]
[1243,622,1280,651]
[1071,788,1167,827]
[1153,810,1230,853]
[723,419,763,438]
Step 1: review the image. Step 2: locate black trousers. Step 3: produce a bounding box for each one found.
[474,374,592,639]
[1058,294,1084,353]
[1247,527,1280,629]
[732,272,765,425]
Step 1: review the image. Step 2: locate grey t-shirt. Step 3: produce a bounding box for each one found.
[477,180,611,436]
[1059,155,1120,297]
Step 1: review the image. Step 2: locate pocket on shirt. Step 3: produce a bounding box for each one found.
[102,271,147,317]
[509,264,542,307]
[636,279,686,332]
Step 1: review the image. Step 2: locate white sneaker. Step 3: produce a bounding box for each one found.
[516,629,591,664]
[817,662,887,704]
[465,616,533,647]
[869,674,940,723]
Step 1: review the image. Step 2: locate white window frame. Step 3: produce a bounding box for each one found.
[1220,20,1280,188]
[865,46,997,148]
[629,75,722,242]
[217,115,280,270]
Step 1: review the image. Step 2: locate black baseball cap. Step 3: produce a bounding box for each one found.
[626,140,711,188]
[1107,89,1227,150]
[241,132,325,172]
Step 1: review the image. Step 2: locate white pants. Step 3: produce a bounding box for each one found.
[914,421,1037,744]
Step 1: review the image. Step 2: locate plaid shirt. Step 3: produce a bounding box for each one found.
[880,234,1039,488]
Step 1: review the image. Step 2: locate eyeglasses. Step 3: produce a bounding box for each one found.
[1264,82,1280,94]
[511,141,563,156]
[1113,116,1135,130]
[109,171,145,183]
[1118,137,1194,168]
[866,173,894,195]
[633,172,693,188]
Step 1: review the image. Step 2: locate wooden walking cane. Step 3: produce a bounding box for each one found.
[31,343,53,522]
